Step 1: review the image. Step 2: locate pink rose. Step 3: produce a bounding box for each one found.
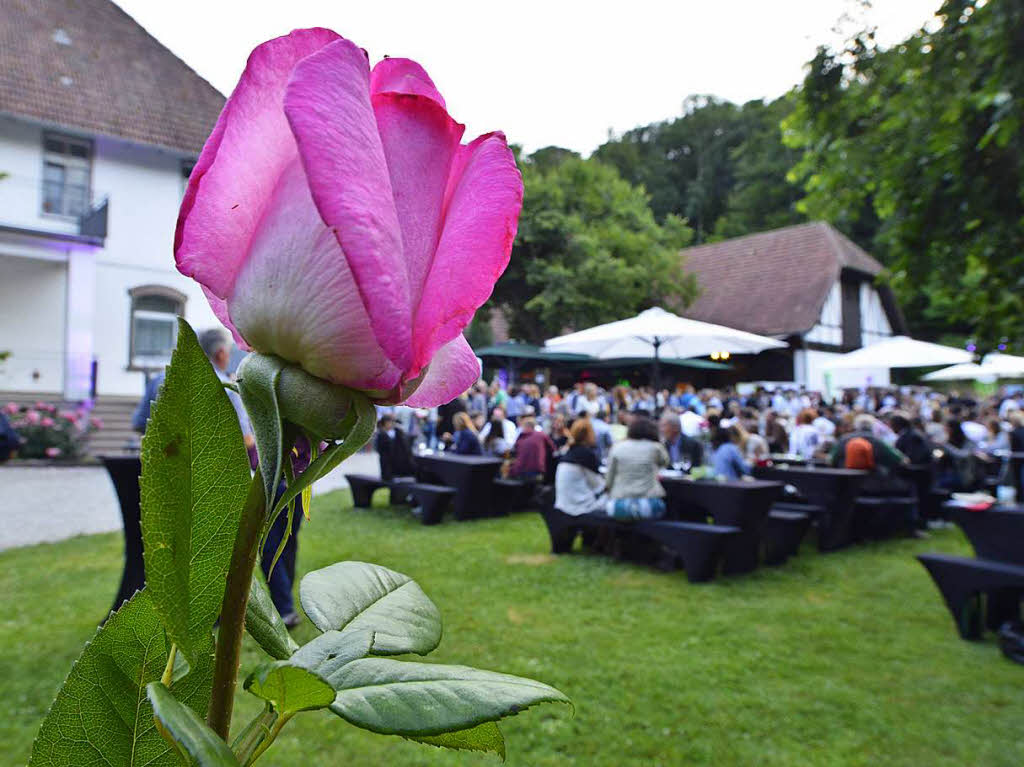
[175,29,521,406]
[40,417,55,428]
[90,417,104,429]
[25,410,41,424]
[45,447,61,458]
[59,411,78,423]
[2,402,17,415]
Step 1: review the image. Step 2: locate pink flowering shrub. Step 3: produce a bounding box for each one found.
[5,401,100,459]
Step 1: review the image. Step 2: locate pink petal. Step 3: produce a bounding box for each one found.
[403,334,481,407]
[283,39,411,371]
[370,58,446,109]
[411,132,523,371]
[228,158,402,392]
[201,286,250,351]
[175,28,340,300]
[372,91,464,369]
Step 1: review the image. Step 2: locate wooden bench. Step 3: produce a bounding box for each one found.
[403,483,457,525]
[918,553,1024,639]
[492,477,537,514]
[538,505,741,583]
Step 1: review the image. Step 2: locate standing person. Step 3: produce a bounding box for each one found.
[604,415,669,519]
[479,406,517,446]
[374,414,416,481]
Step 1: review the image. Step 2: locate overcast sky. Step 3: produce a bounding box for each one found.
[115,0,941,155]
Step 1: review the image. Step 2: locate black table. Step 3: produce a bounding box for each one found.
[101,455,144,617]
[660,476,783,573]
[946,503,1024,566]
[415,453,503,520]
[753,466,867,552]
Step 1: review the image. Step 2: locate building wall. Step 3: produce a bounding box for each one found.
[860,281,893,345]
[0,254,67,394]
[0,117,222,399]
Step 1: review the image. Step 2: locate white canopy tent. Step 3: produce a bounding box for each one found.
[923,353,1024,382]
[544,307,788,386]
[822,336,974,370]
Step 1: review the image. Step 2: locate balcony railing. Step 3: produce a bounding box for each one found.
[0,172,108,244]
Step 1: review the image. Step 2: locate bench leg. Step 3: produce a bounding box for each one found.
[419,496,448,526]
[763,520,809,567]
[919,562,985,639]
[350,484,376,508]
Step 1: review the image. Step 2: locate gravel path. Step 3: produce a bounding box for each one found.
[0,452,380,551]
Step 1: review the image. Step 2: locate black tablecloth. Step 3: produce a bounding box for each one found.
[946,504,1024,566]
[753,466,867,551]
[660,477,783,573]
[415,453,503,520]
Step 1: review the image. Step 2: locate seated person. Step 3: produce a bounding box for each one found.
[710,424,751,480]
[481,413,512,457]
[605,415,669,520]
[446,411,482,455]
[374,414,416,481]
[659,412,702,468]
[891,412,933,465]
[830,414,909,495]
[505,417,555,481]
[554,419,606,516]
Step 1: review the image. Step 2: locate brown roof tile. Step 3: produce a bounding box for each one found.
[0,0,225,155]
[680,222,884,337]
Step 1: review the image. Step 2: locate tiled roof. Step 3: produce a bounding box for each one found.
[680,222,885,337]
[0,0,225,155]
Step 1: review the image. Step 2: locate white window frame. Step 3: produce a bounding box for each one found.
[41,132,93,219]
[127,286,187,371]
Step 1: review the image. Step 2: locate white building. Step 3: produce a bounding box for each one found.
[0,0,226,408]
[680,221,908,393]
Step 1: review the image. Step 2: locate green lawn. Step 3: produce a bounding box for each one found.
[2,491,1021,766]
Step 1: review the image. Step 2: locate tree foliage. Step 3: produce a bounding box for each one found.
[784,0,1024,349]
[492,151,696,343]
[595,95,803,242]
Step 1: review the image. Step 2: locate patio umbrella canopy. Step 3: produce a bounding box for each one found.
[823,336,973,370]
[923,353,1024,382]
[543,307,788,360]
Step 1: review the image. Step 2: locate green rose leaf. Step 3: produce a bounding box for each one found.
[407,721,507,761]
[327,658,571,736]
[299,562,442,656]
[289,630,374,681]
[244,663,336,715]
[147,682,240,766]
[29,591,214,766]
[245,571,299,661]
[140,319,251,665]
[235,353,286,515]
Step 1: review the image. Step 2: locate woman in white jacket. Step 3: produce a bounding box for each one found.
[555,419,606,516]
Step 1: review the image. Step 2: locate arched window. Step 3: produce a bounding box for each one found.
[128,285,186,370]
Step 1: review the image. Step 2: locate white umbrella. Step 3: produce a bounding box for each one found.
[544,307,788,360]
[978,353,1024,378]
[923,353,1024,382]
[922,362,989,382]
[544,307,787,386]
[823,336,973,370]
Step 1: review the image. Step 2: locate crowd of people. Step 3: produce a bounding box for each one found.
[376,378,1024,521]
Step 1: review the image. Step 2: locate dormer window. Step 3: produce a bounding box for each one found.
[42,132,92,218]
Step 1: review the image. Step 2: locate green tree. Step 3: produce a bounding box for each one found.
[491,150,696,343]
[712,97,805,240]
[785,0,1024,349]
